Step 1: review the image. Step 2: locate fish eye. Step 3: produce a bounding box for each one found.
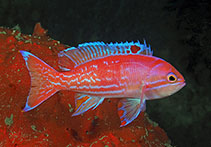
[167,73,177,83]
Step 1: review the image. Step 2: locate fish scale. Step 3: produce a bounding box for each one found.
[57,58,127,96]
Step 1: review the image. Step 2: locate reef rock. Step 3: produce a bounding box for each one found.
[0,23,171,147]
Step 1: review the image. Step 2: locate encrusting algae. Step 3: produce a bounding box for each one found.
[0,23,172,146]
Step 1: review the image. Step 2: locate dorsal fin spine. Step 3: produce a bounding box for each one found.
[105,46,109,55]
[96,45,101,56]
[102,45,107,56]
[82,45,91,59]
[76,50,83,64]
[120,46,125,54]
[80,48,87,61]
[90,46,95,59]
[58,40,153,70]
[92,43,98,57]
[98,45,103,56]
[86,45,93,58]
[97,44,102,56]
[90,45,97,58]
[81,48,88,61]
[73,51,81,64]
[65,47,78,65]
[84,46,91,59]
[95,45,100,57]
[85,47,91,60]
[65,50,78,65]
[76,49,83,62]
[98,44,102,56]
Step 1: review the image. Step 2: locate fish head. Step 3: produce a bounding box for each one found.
[145,59,185,99]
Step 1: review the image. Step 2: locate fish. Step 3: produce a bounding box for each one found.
[19,40,185,127]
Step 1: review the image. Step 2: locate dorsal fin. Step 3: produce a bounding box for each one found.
[58,40,153,71]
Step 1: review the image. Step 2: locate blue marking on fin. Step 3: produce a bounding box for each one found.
[23,101,34,112]
[58,40,153,70]
[118,98,146,127]
[72,94,104,116]
[20,50,59,112]
[92,98,104,110]
[19,50,32,63]
[22,97,48,112]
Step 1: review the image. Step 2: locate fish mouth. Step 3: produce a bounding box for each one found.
[170,81,185,96]
[180,81,186,87]
[177,81,186,90]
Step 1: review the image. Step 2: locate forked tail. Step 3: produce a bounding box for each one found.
[20,51,59,111]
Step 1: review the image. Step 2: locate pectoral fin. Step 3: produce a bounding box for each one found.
[118,81,146,127]
[118,98,146,127]
[72,94,104,116]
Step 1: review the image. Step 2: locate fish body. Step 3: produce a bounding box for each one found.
[55,55,153,97]
[20,41,185,127]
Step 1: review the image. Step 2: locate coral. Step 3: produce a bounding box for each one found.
[0,23,171,146]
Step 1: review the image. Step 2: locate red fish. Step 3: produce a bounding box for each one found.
[20,41,185,127]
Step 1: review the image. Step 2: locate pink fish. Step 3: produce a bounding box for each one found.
[20,41,185,127]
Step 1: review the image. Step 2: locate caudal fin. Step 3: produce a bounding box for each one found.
[20,51,59,112]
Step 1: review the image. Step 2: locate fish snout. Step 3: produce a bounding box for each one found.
[177,80,186,91]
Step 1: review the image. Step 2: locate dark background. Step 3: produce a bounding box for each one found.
[0,0,210,146]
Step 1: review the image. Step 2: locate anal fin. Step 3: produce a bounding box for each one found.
[72,94,104,116]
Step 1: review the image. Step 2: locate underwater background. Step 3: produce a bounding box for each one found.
[0,0,210,146]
